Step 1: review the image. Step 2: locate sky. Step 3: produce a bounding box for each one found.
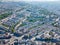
[1,0,60,2]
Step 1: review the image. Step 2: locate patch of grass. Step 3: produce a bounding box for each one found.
[0,12,12,20]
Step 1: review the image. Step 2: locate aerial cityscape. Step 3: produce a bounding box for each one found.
[0,0,60,45]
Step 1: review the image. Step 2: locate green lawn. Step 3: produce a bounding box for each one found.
[0,12,12,20]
